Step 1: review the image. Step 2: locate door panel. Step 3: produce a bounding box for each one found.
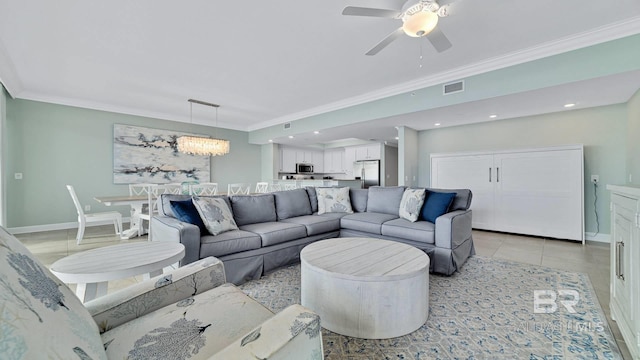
[493,149,583,240]
[431,155,495,230]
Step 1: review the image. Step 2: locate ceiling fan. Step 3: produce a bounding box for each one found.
[342,0,452,56]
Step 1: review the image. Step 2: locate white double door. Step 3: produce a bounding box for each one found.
[431,146,584,241]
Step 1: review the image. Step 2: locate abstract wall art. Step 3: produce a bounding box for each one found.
[113,124,210,184]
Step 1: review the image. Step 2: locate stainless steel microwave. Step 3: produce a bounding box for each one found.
[296,163,314,174]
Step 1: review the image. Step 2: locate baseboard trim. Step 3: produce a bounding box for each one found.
[8,218,132,235]
[584,232,610,243]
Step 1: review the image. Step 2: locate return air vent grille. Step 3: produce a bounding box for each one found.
[284,122,291,129]
[443,80,464,95]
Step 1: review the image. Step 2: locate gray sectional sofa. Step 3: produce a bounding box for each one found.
[152,186,474,284]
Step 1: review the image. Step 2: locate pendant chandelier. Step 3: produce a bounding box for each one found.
[177,99,230,156]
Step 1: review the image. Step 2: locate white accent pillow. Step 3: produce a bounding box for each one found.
[192,197,239,235]
[399,188,426,222]
[316,187,354,215]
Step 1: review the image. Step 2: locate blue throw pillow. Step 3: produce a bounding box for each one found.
[170,199,208,235]
[420,191,456,223]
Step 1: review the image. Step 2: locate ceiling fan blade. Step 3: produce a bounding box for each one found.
[426,27,452,52]
[342,6,402,18]
[365,27,404,56]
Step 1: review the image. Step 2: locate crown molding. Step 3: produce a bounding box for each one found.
[0,39,22,98]
[15,90,247,132]
[248,15,640,131]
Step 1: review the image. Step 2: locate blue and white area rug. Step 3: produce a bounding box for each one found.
[239,256,621,359]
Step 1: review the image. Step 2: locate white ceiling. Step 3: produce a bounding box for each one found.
[1,0,640,147]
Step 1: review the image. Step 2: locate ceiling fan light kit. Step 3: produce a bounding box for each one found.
[342,0,452,55]
[402,9,439,37]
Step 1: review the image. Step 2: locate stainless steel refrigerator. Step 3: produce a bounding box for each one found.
[354,160,380,189]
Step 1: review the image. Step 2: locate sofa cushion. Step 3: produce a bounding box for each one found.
[381,218,435,244]
[428,188,473,211]
[350,188,369,212]
[239,222,307,247]
[200,230,262,258]
[420,191,456,223]
[280,215,341,236]
[193,197,239,236]
[160,194,232,218]
[273,189,312,220]
[230,194,277,226]
[170,199,208,234]
[316,187,354,214]
[340,212,399,234]
[366,186,405,216]
[306,187,318,213]
[102,284,274,359]
[0,227,107,359]
[399,188,426,222]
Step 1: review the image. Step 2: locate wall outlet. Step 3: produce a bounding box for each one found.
[84,205,91,212]
[591,175,599,183]
[14,173,23,180]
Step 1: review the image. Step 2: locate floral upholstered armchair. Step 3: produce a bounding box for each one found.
[0,226,323,359]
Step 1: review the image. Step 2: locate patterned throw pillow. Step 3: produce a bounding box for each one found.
[399,188,426,222]
[316,187,354,215]
[192,197,239,235]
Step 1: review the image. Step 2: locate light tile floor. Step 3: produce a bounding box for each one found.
[16,226,631,359]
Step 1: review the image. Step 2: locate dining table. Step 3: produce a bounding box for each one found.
[94,195,149,239]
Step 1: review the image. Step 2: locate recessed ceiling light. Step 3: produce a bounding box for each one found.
[564,103,576,108]
[288,135,294,139]
[313,131,320,134]
[268,139,273,142]
[435,123,441,126]
[395,136,399,140]
[489,114,497,119]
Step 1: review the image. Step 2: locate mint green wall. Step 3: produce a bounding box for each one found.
[6,99,261,229]
[0,85,6,226]
[418,104,628,235]
[398,127,418,187]
[261,143,278,181]
[627,89,640,186]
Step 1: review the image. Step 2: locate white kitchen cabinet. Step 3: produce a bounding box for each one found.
[431,145,584,241]
[607,185,640,360]
[312,151,324,173]
[324,149,345,173]
[280,146,324,173]
[353,144,381,161]
[280,147,297,173]
[344,147,356,178]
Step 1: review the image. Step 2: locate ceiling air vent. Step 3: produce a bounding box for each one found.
[284,122,291,129]
[443,80,464,95]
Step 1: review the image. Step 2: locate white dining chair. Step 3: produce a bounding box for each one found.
[283,182,298,190]
[139,184,182,240]
[255,182,269,193]
[269,183,282,192]
[128,184,155,239]
[66,185,122,245]
[228,183,251,195]
[190,182,219,196]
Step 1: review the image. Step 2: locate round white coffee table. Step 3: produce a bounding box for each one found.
[300,237,430,339]
[50,241,185,302]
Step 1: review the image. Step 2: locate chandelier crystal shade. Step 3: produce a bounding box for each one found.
[177,99,230,157]
[177,136,230,156]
